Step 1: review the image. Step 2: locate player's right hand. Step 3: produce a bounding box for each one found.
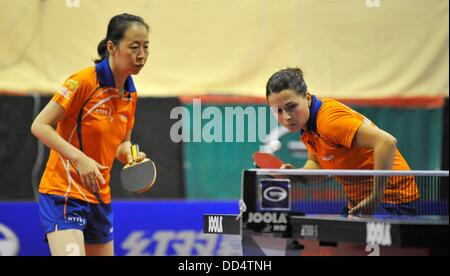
[280,163,295,169]
[74,155,108,193]
[126,151,147,165]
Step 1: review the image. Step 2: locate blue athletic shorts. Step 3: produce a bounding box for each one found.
[39,193,113,244]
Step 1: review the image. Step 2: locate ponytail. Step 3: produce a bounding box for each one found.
[94,38,108,64]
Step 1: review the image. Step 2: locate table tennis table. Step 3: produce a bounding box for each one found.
[204,169,449,256]
[291,214,448,246]
[203,213,448,256]
[290,214,448,255]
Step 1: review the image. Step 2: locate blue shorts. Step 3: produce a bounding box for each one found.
[39,193,113,244]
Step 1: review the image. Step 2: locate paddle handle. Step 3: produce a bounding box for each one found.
[131,144,139,163]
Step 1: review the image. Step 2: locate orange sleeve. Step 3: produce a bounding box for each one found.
[317,104,364,148]
[51,72,89,118]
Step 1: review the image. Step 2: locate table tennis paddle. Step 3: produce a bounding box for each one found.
[253,152,284,169]
[120,144,157,193]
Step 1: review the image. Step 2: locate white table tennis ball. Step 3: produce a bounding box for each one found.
[270,140,281,152]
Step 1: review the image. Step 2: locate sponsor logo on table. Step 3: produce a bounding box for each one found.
[208,216,223,233]
[366,222,392,246]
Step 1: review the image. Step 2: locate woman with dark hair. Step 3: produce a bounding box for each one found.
[266,68,419,215]
[31,13,150,256]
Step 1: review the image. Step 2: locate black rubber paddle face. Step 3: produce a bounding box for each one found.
[120,159,156,192]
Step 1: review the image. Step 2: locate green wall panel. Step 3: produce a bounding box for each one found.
[183,103,443,199]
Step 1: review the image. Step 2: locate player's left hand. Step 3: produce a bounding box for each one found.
[348,195,380,215]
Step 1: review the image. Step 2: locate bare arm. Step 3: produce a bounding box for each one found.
[115,130,133,164]
[281,151,321,170]
[302,151,321,170]
[299,151,327,183]
[31,100,107,192]
[349,123,397,214]
[280,151,323,184]
[352,123,397,171]
[31,101,82,162]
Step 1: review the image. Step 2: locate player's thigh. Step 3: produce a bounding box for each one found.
[47,229,85,256]
[85,241,114,256]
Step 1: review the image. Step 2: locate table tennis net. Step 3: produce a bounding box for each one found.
[244,169,448,215]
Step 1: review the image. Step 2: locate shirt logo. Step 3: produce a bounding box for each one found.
[95,104,113,122]
[58,79,79,100]
[64,79,79,91]
[58,87,73,100]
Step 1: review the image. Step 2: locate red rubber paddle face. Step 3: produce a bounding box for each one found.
[253,152,283,169]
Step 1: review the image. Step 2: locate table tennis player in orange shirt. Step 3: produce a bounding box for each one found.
[31,14,149,256]
[266,68,419,216]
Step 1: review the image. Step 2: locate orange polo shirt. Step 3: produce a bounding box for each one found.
[39,58,138,204]
[301,96,419,205]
